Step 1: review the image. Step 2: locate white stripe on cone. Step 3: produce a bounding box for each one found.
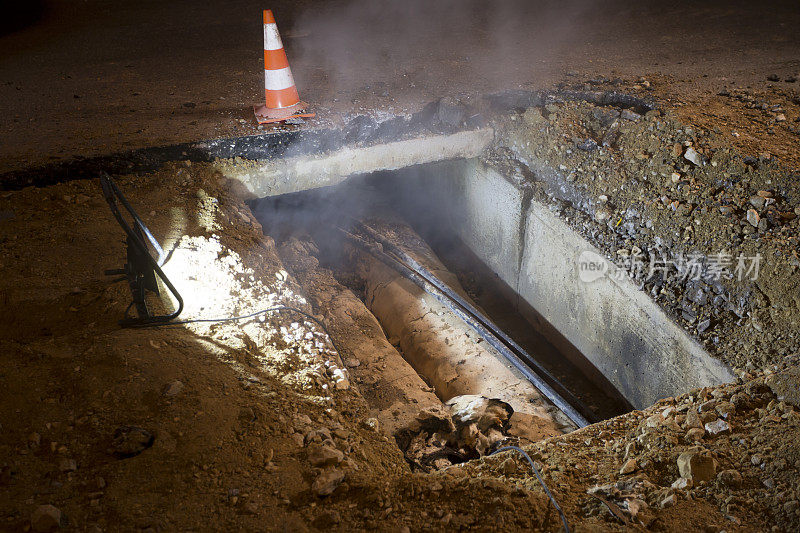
[264,67,295,91]
[263,23,283,51]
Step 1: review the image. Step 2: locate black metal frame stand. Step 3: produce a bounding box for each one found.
[100,173,183,327]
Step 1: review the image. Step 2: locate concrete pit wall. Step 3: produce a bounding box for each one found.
[388,159,735,409]
[218,129,493,199]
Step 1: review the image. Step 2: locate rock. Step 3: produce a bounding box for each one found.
[363,418,380,432]
[308,444,344,467]
[291,433,305,448]
[749,196,766,210]
[677,449,716,482]
[715,401,735,419]
[718,469,742,488]
[626,498,647,517]
[746,209,760,228]
[660,494,677,508]
[577,138,598,151]
[500,458,519,475]
[238,407,256,423]
[775,114,786,122]
[684,408,702,429]
[434,97,468,129]
[111,426,154,458]
[601,121,620,146]
[447,395,513,432]
[620,109,642,122]
[764,367,800,408]
[704,419,731,436]
[700,411,718,424]
[767,74,780,82]
[294,414,312,427]
[595,207,612,222]
[28,432,41,449]
[312,469,345,497]
[671,477,693,490]
[31,505,61,532]
[304,427,332,445]
[331,368,350,390]
[163,380,184,397]
[699,400,718,413]
[677,203,695,217]
[686,428,705,442]
[685,284,706,305]
[684,147,704,166]
[619,458,637,475]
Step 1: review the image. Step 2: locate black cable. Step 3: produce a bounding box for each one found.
[338,224,590,428]
[129,305,346,369]
[490,446,570,533]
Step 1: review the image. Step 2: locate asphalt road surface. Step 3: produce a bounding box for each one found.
[1,0,798,173]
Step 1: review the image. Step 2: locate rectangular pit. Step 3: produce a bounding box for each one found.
[237,129,735,413]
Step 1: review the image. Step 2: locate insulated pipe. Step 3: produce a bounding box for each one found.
[277,237,449,437]
[343,232,572,437]
[342,229,589,429]
[354,221,596,426]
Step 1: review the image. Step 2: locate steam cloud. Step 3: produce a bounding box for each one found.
[287,0,593,107]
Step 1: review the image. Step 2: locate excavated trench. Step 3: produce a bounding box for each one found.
[250,169,636,470]
[213,96,736,470]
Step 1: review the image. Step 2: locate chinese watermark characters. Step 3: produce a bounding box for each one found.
[578,249,761,284]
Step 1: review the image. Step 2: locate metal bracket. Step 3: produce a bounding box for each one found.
[100,173,183,326]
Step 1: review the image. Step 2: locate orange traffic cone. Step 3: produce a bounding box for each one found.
[254,10,314,124]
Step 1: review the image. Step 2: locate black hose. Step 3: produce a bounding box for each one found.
[490,446,570,533]
[340,226,590,428]
[354,220,596,424]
